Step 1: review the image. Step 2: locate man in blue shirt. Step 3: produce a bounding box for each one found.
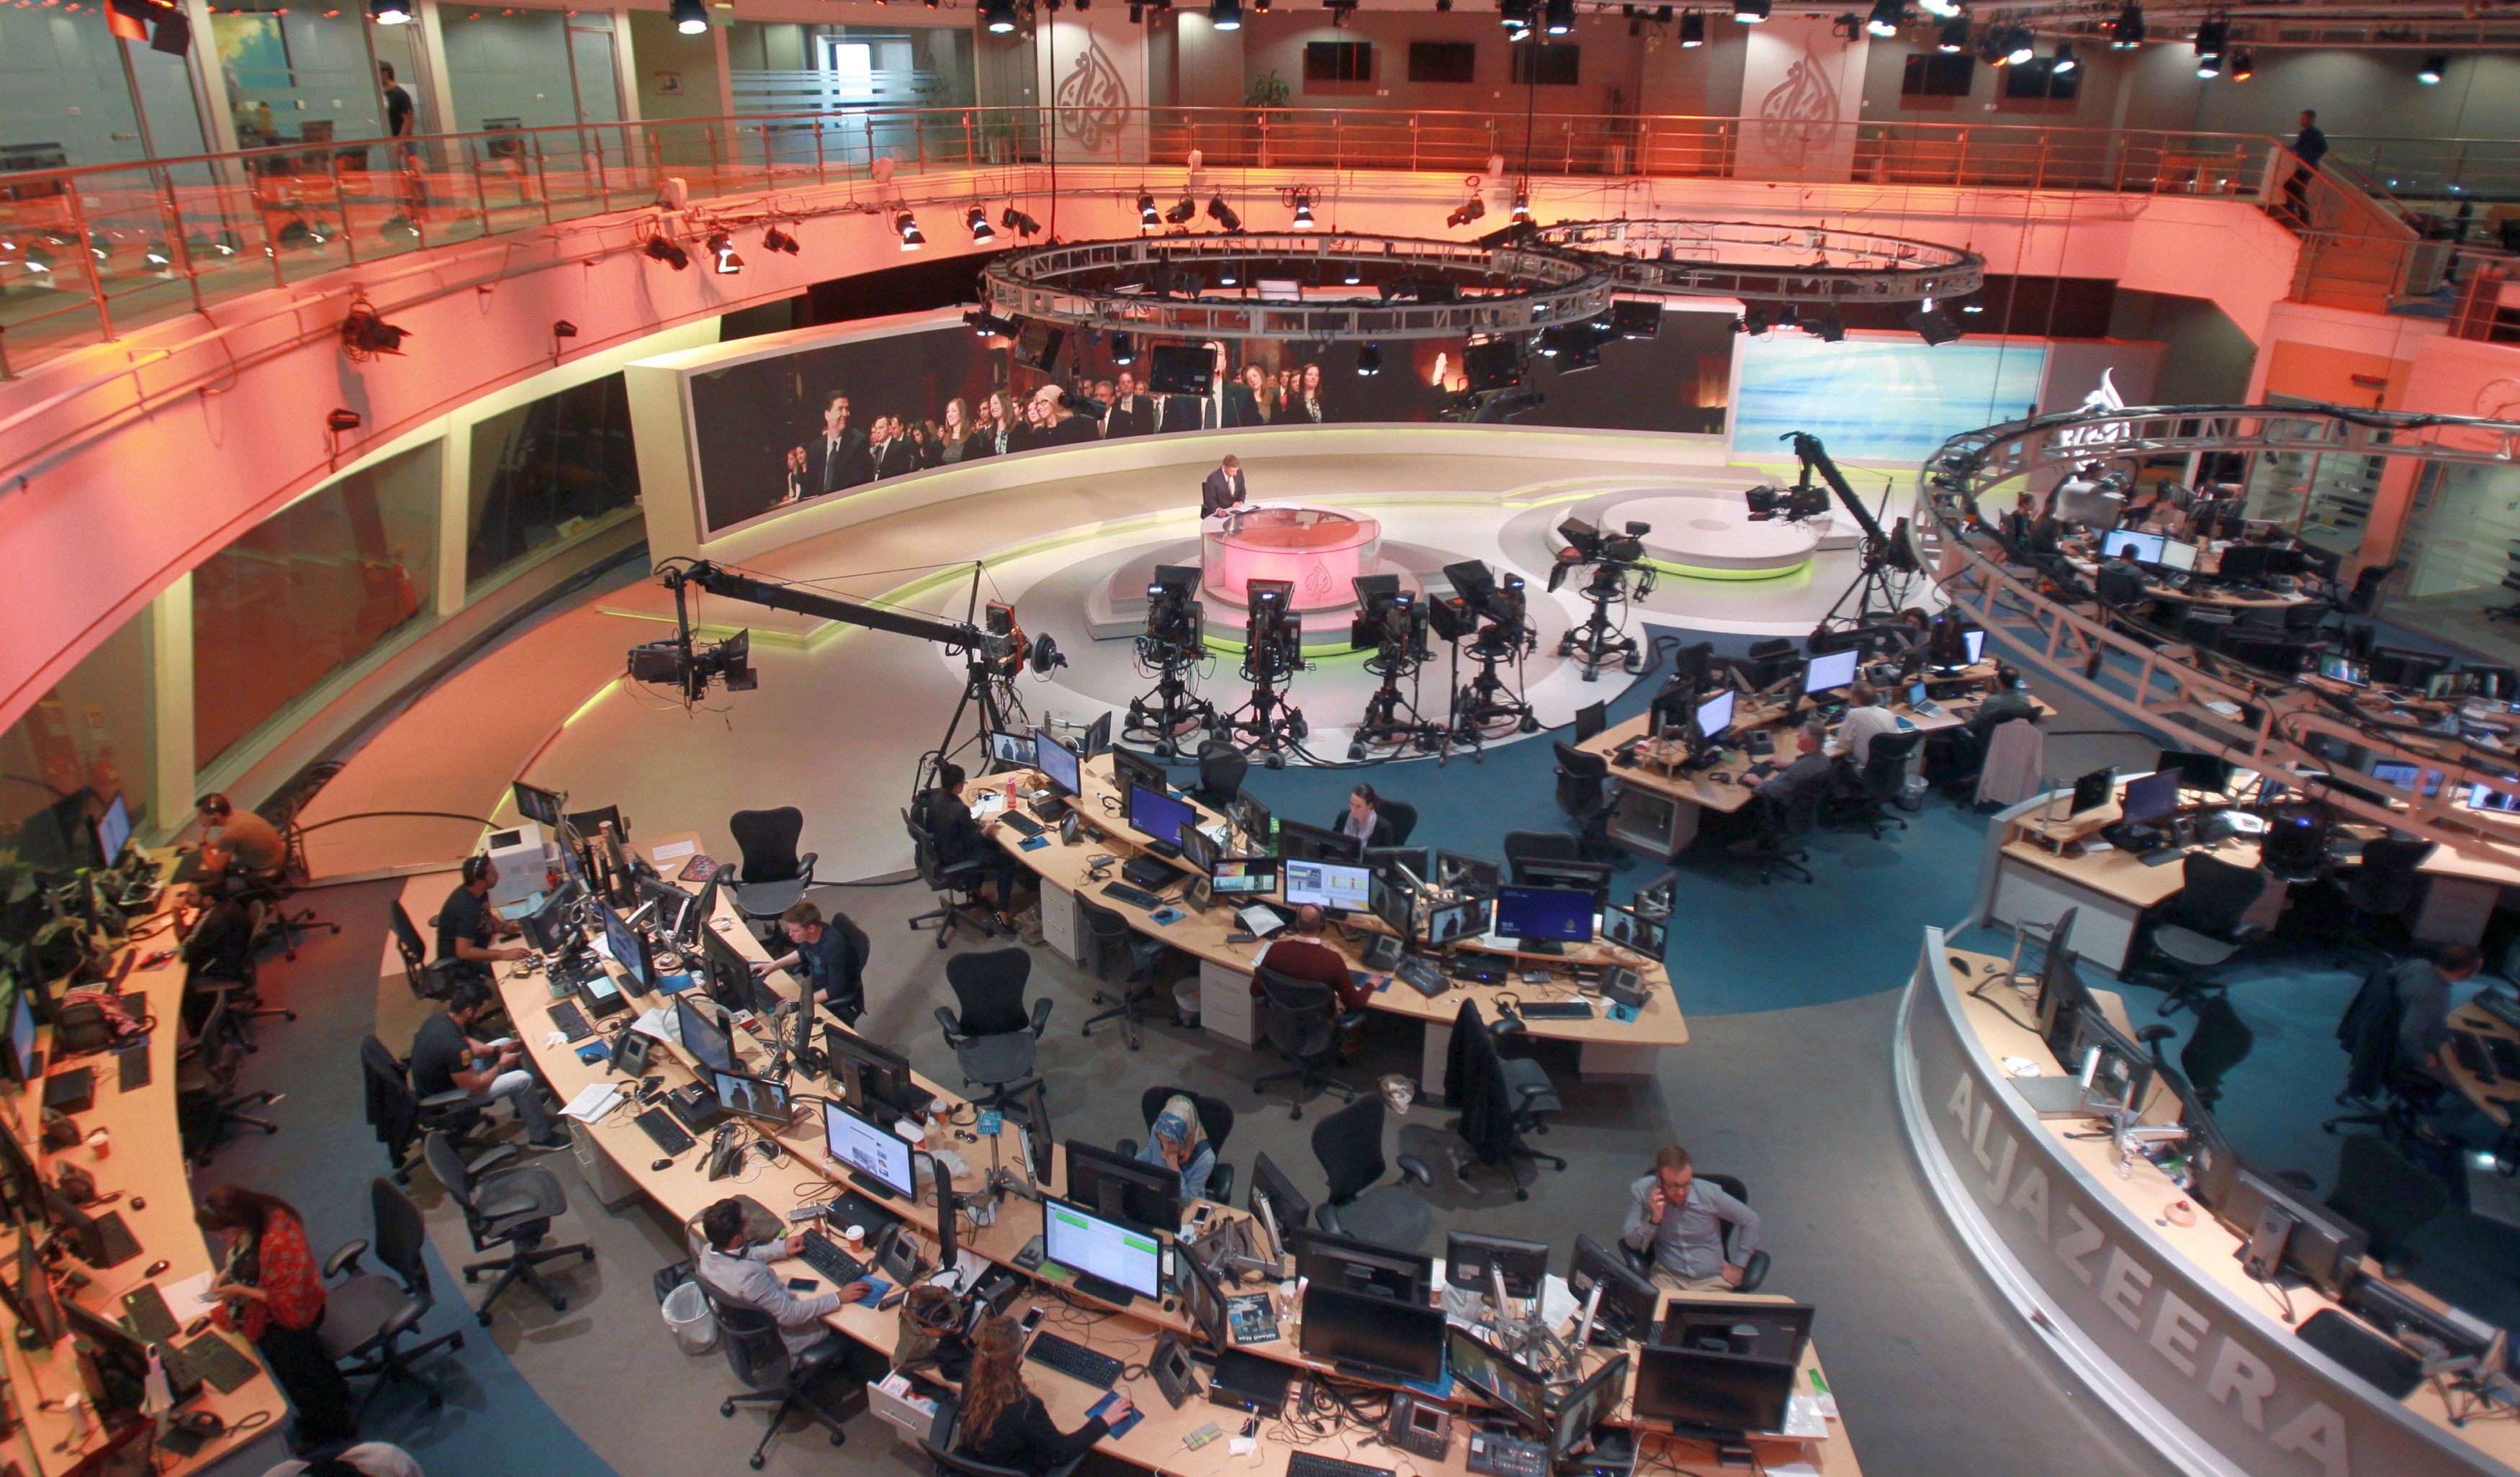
[2282,109,2328,222]
[1619,1144,1760,1292]
[752,900,865,1024]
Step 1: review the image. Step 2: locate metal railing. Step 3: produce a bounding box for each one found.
[2328,135,2520,206]
[0,105,2439,380]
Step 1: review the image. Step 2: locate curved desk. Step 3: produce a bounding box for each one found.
[1899,928,2519,1477]
[1203,507,1382,612]
[976,762,1686,1089]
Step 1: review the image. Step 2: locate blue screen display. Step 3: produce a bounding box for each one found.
[1732,336,2049,464]
[1129,785,1199,850]
[1035,731,1081,795]
[1494,886,1594,943]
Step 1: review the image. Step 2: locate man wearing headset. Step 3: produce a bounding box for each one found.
[438,854,530,985]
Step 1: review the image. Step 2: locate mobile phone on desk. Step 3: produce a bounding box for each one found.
[1020,1306,1045,1336]
[787,1277,819,1293]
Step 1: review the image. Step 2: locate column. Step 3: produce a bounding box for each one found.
[149,576,197,834]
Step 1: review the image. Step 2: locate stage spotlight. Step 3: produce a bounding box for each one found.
[2418,53,2447,84]
[1732,0,1768,20]
[1935,16,1965,50]
[1917,0,1956,14]
[963,307,1018,338]
[706,230,743,273]
[965,207,995,242]
[670,0,706,32]
[327,407,364,433]
[1130,1,1143,17]
[1212,0,1241,27]
[2110,1,2142,48]
[1447,189,1487,227]
[1357,343,1382,376]
[369,0,411,22]
[1865,0,1899,37]
[1679,9,1704,44]
[2002,24,2033,63]
[2192,16,2225,74]
[338,301,411,358]
[2052,40,2076,74]
[1206,194,1242,231]
[1544,0,1573,34]
[1219,260,1239,286]
[1907,304,1961,345]
[1804,314,1844,342]
[762,225,800,253]
[1002,204,1042,236]
[1165,194,1197,225]
[1292,194,1315,229]
[1436,0,1452,9]
[1344,260,1362,285]
[1959,299,1984,315]
[983,0,1017,30]
[2194,48,2221,78]
[895,212,924,250]
[642,232,690,270]
[1499,0,1534,30]
[1138,190,1158,225]
[1511,191,1530,223]
[1112,333,1136,364]
[2228,48,2253,81]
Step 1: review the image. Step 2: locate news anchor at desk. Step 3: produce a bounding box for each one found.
[1621,1144,1761,1293]
[1200,456,1248,519]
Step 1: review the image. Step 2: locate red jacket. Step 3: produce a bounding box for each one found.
[216,1209,325,1342]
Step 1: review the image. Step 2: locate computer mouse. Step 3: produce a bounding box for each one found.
[184,1315,214,1338]
[143,1258,170,1279]
[652,1158,674,1171]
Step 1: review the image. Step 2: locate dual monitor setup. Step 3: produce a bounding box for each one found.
[1644,623,1988,766]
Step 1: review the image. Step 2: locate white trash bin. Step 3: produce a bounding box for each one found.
[661,1278,717,1354]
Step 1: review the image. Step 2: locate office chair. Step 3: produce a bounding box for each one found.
[2322,1134,2447,1269]
[1552,744,1619,861]
[1572,700,1608,745]
[237,818,340,962]
[1080,898,1166,1047]
[1742,783,1822,885]
[2331,561,2398,620]
[726,807,817,929]
[1377,798,1419,846]
[1503,828,1583,882]
[2335,837,2431,957]
[2324,960,2448,1145]
[175,989,278,1166]
[2176,609,2236,656]
[702,1283,858,1468]
[1616,1172,1771,1292]
[934,949,1051,1111]
[2125,852,2269,1015]
[1309,1094,1435,1252]
[904,808,992,949]
[320,1178,466,1420]
[2177,996,2256,1110]
[358,1036,516,1185]
[387,900,464,1003]
[1115,1085,1238,1204]
[2092,566,2162,649]
[1458,1007,1565,1198]
[1195,741,1249,811]
[423,1130,593,1325]
[1252,967,1354,1120]
[1832,730,1923,839]
[922,1439,1083,1477]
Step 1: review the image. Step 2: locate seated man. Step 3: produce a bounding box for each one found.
[436,854,529,985]
[408,978,567,1152]
[696,1198,870,1376]
[912,760,1020,930]
[1619,1144,1760,1293]
[180,890,258,1035]
[1833,682,1902,768]
[1730,723,1833,856]
[2397,943,2485,1090]
[197,792,287,878]
[753,900,866,1024]
[1253,905,1375,1057]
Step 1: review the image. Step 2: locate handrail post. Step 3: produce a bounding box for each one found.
[62,184,114,343]
[156,163,204,315]
[531,136,554,227]
[330,151,359,266]
[471,139,492,241]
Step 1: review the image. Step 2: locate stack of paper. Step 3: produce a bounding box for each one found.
[562,1082,624,1124]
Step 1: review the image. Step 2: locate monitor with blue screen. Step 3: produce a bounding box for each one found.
[94,795,131,869]
[1033,730,1081,796]
[2102,530,2166,564]
[600,905,650,989]
[1128,785,1199,852]
[1495,885,1593,944]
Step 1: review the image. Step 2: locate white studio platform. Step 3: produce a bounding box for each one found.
[1542,479,1855,580]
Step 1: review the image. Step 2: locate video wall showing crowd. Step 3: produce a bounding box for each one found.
[685,314,1737,535]
[1732,335,2051,464]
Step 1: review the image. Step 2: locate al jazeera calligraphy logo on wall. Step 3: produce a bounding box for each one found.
[1056,37,1130,152]
[1758,45,1841,169]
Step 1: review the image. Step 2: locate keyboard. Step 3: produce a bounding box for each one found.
[1289,1455,1395,1477]
[2480,992,2520,1033]
[91,1210,141,1268]
[166,1332,261,1394]
[1000,811,1045,839]
[120,1283,179,1342]
[797,1229,868,1286]
[547,1001,597,1044]
[1101,880,1166,911]
[2454,1031,2496,1083]
[633,1107,694,1157]
[1518,1000,1596,1021]
[1025,1330,1123,1389]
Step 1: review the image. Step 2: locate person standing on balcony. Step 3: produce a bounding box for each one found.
[381,63,423,209]
[2282,109,2327,223]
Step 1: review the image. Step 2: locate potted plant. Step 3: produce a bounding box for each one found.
[1246,70,1291,168]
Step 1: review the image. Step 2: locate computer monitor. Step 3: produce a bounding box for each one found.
[2218,543,2276,584]
[674,995,736,1077]
[1179,824,1221,876]
[2030,909,2087,1052]
[2317,653,2367,687]
[1110,746,1166,801]
[1295,1227,1434,1303]
[2216,1163,2369,1299]
[1284,860,1372,913]
[636,877,693,942]
[1493,886,1593,944]
[1369,872,1419,939]
[1231,792,1274,849]
[1426,898,1488,947]
[681,873,721,947]
[1802,648,1859,697]
[2066,766,2116,817]
[2346,1275,2497,1364]
[2156,749,2236,795]
[1061,1139,1182,1234]
[1174,1225,1235,1352]
[62,1298,153,1424]
[600,905,651,992]
[823,1098,916,1199]
[2051,1002,2156,1114]
[2101,529,2166,564]
[3,994,37,1084]
[1364,845,1432,886]
[1082,712,1114,758]
[2159,538,2200,572]
[1511,858,1611,907]
[1433,851,1502,899]
[2471,784,2520,815]
[1566,1233,1658,1345]
[1693,687,1737,744]
[1601,903,1665,961]
[1299,1285,1445,1382]
[1045,1196,1165,1301]
[1128,785,1199,852]
[45,1190,122,1269]
[1277,819,1362,864]
[713,1070,791,1125]
[1550,1352,1631,1457]
[698,923,765,1014]
[512,781,564,827]
[1445,1231,1549,1299]
[1963,628,1987,665]
[5,1220,63,1345]
[1247,1152,1312,1259]
[1446,1324,1551,1433]
[1210,857,1280,896]
[1632,1345,1797,1436]
[1012,1080,1055,1186]
[2120,769,2179,826]
[94,794,132,868]
[1034,731,1081,796]
[1659,1299,1816,1365]
[823,1024,924,1119]
[2370,759,2421,792]
[987,730,1038,767]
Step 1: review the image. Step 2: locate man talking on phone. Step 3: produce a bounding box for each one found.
[1619,1144,1759,1292]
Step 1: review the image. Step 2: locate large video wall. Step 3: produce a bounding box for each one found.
[685,315,1738,535]
[1731,335,2051,464]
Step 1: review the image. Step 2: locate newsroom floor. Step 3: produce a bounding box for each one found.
[187,625,2218,1477]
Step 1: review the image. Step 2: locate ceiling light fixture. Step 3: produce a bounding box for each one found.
[1357,342,1382,376]
[2051,40,2076,74]
[1139,191,1158,225]
[2418,53,2446,83]
[706,230,742,273]
[1679,9,1704,45]
[2110,1,2142,48]
[369,0,411,22]
[1544,0,1573,34]
[1865,0,1900,38]
[894,212,924,250]
[2228,47,2252,81]
[1732,0,1768,20]
[670,0,705,33]
[983,0,1017,32]
[1211,0,1240,28]
[1935,16,1965,51]
[966,207,996,242]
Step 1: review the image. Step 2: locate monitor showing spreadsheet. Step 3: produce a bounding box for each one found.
[1044,1197,1164,1299]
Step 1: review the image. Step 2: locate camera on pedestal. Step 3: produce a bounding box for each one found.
[1439,559,1539,743]
[1347,574,1439,759]
[1550,517,1656,681]
[1124,564,1218,757]
[1220,579,1308,767]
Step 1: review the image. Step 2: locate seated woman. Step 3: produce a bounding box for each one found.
[956,1316,1134,1476]
[913,760,1022,931]
[1329,782,1395,851]
[1134,1094,1215,1203]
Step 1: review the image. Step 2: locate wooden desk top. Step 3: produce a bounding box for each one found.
[1945,947,2520,1467]
[975,769,1688,1050]
[2447,1003,2520,1129]
[2063,548,2310,612]
[0,878,287,1476]
[498,839,1837,1475]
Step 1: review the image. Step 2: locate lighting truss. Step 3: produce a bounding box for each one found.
[1531,219,1985,305]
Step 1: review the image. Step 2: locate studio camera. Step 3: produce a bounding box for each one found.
[1745,482,1830,523]
[1140,565,1205,659]
[1552,518,1656,680]
[629,628,755,703]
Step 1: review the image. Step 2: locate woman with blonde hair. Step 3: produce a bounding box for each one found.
[955,1316,1133,1473]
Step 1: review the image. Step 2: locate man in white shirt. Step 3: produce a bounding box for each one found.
[1835,682,1903,767]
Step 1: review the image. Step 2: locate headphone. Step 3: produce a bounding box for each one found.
[461,853,494,884]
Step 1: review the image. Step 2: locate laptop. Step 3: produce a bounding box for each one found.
[1237,903,1287,938]
[1907,682,1944,719]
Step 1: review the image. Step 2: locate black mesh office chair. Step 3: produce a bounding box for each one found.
[2337,837,2431,955]
[1456,1006,1565,1198]
[726,807,816,928]
[904,808,991,949]
[2177,996,2256,1110]
[2332,561,2398,620]
[423,1130,593,1325]
[1831,729,1923,839]
[1377,799,1419,846]
[176,989,277,1166]
[357,1036,515,1185]
[1552,743,1617,860]
[2324,959,2449,1147]
[2126,852,2269,1015]
[702,1283,859,1468]
[1742,782,1823,885]
[1616,1170,1771,1292]
[387,900,463,1003]
[236,816,338,962]
[320,1178,466,1420]
[1080,897,1166,1047]
[1115,1085,1238,1205]
[922,1438,1084,1477]
[1503,828,1582,882]
[1310,1094,1434,1251]
[2323,1134,2447,1268]
[1195,741,1249,810]
[935,949,1050,1111]
[1253,967,1354,1120]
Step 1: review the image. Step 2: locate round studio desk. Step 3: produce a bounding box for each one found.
[1898,927,2520,1477]
[1202,506,1380,612]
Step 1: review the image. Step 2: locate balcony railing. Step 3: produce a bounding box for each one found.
[0,106,2442,380]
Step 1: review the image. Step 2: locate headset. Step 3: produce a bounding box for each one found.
[461,853,494,885]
